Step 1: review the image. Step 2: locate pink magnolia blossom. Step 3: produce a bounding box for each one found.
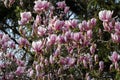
[83,59,88,68]
[34,0,50,13]
[64,20,71,30]
[99,10,113,22]
[64,31,72,41]
[103,22,114,32]
[18,12,32,25]
[1,34,10,44]
[54,46,61,57]
[109,51,120,63]
[47,34,57,45]
[114,22,120,34]
[32,40,43,53]
[115,62,119,70]
[53,20,64,31]
[9,0,15,5]
[87,30,93,39]
[78,23,84,32]
[99,61,104,71]
[81,20,88,31]
[49,55,55,64]
[69,19,78,28]
[57,35,66,44]
[9,41,15,49]
[90,43,96,54]
[35,64,40,71]
[15,66,25,75]
[18,37,30,47]
[67,57,76,66]
[34,15,41,26]
[87,20,92,30]
[56,1,66,9]
[111,33,120,43]
[60,57,68,65]
[27,69,34,77]
[37,26,46,36]
[64,6,69,13]
[73,32,83,42]
[90,18,96,27]
[94,54,99,62]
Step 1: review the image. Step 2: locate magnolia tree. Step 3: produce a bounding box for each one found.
[0,0,120,80]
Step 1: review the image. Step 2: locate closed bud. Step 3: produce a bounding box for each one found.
[99,61,104,72]
[94,54,99,62]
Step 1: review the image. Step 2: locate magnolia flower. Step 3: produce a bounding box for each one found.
[102,22,114,32]
[1,34,10,44]
[64,20,71,29]
[65,31,72,41]
[73,32,83,42]
[18,12,32,25]
[90,18,96,27]
[109,51,120,63]
[32,40,43,53]
[56,1,66,9]
[87,20,92,30]
[94,54,99,62]
[99,10,113,22]
[111,33,120,43]
[83,59,88,68]
[90,43,96,54]
[15,66,25,75]
[35,64,40,76]
[60,57,67,65]
[64,6,69,13]
[114,22,120,34]
[53,20,64,31]
[34,0,50,13]
[37,26,46,36]
[78,23,84,32]
[34,15,41,26]
[87,30,92,39]
[115,62,119,70]
[47,34,57,45]
[67,57,76,66]
[9,41,15,49]
[69,19,78,28]
[9,0,15,6]
[82,20,87,30]
[57,35,66,44]
[49,55,55,64]
[18,37,30,47]
[99,61,104,71]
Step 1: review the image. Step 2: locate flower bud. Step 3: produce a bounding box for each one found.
[90,44,96,54]
[99,61,104,72]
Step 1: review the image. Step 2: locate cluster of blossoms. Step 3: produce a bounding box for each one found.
[1,0,120,80]
[99,10,120,43]
[0,32,28,80]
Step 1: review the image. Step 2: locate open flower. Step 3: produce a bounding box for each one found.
[99,10,113,22]
[109,51,120,63]
[32,40,43,53]
[53,20,64,31]
[37,26,46,36]
[18,12,32,25]
[34,0,50,13]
